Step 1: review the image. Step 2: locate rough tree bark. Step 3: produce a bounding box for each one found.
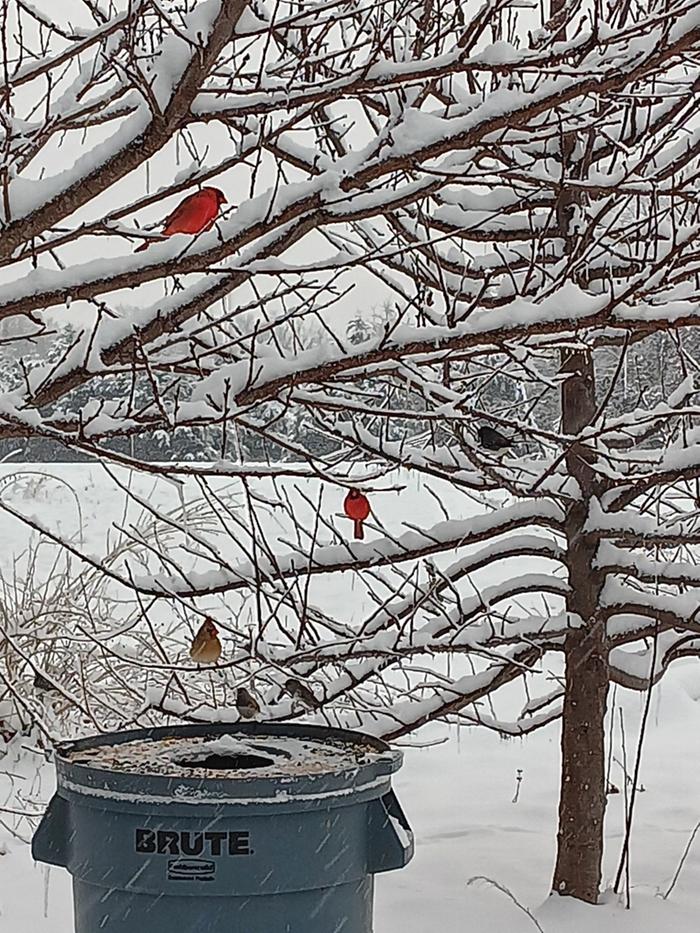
[551,345,609,903]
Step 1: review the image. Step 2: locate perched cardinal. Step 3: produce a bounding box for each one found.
[135,187,227,251]
[189,618,222,664]
[344,488,370,540]
[236,687,261,720]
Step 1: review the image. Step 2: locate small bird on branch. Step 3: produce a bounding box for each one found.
[236,687,261,720]
[135,187,227,251]
[0,720,16,743]
[284,677,320,710]
[343,488,371,539]
[189,618,222,664]
[33,671,56,693]
[477,425,514,454]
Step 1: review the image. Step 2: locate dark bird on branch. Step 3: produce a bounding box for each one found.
[343,488,371,539]
[135,187,227,251]
[33,672,57,693]
[284,677,320,709]
[0,721,15,743]
[236,687,261,720]
[477,425,514,453]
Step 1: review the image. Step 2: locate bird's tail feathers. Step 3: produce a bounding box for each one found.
[354,519,364,540]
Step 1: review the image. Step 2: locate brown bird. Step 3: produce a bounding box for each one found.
[236,687,261,720]
[284,677,319,709]
[189,618,222,664]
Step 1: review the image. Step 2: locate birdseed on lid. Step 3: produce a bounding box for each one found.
[62,732,387,779]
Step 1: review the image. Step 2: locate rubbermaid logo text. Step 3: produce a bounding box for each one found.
[167,858,216,882]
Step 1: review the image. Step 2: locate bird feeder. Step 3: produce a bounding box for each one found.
[32,722,414,933]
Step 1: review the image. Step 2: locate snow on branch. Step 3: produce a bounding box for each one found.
[135,499,564,597]
[0,0,248,254]
[4,0,700,743]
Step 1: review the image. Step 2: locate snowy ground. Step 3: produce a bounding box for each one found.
[1,465,700,931]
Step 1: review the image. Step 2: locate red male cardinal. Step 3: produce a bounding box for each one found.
[135,187,227,251]
[189,618,222,664]
[343,488,370,540]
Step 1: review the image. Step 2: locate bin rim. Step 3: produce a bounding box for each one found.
[53,721,403,809]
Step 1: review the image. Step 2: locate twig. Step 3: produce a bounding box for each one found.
[663,819,700,900]
[467,876,545,933]
[614,623,659,902]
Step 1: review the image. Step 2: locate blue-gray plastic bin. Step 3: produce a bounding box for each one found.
[32,722,414,932]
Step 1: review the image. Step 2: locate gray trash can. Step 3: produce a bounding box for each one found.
[32,721,414,932]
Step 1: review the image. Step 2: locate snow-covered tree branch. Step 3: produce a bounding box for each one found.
[3,0,700,908]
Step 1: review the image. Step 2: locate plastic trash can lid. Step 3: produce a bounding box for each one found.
[55,722,403,810]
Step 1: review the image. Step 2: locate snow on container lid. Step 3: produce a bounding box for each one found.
[55,722,402,810]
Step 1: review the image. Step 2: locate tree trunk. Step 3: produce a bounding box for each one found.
[551,347,609,903]
[548,0,610,886]
[552,608,609,902]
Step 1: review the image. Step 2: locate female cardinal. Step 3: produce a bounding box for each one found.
[189,618,222,664]
[135,187,227,251]
[343,488,370,539]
